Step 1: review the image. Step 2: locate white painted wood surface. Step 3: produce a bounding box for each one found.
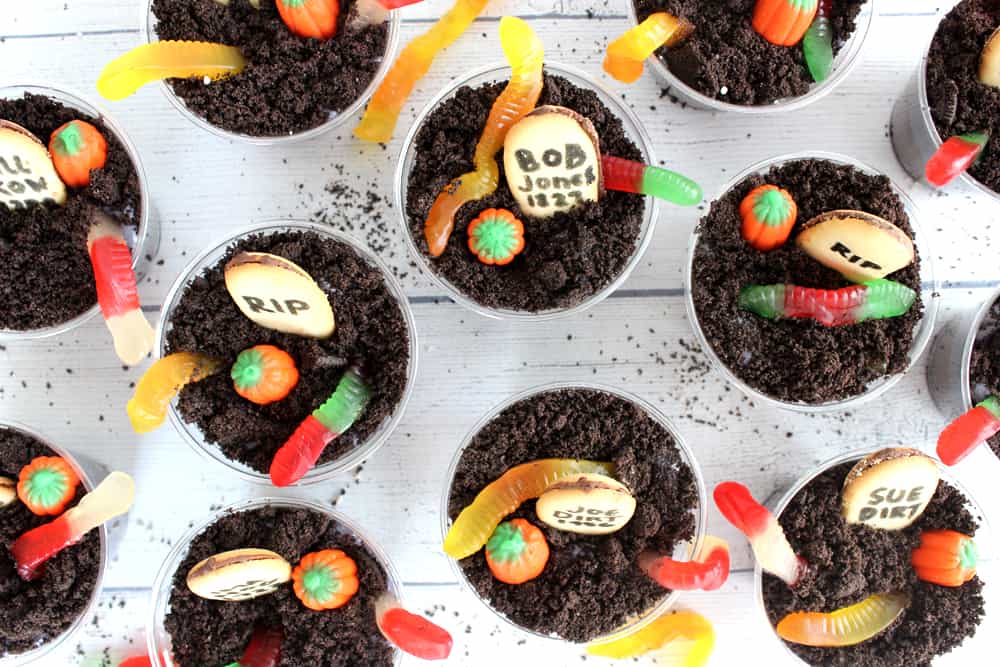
[2,1,1000,664]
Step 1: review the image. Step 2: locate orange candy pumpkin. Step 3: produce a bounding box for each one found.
[911,530,978,587]
[292,549,359,610]
[752,0,818,47]
[231,345,300,405]
[277,0,340,40]
[739,184,798,251]
[49,120,108,188]
[485,519,549,585]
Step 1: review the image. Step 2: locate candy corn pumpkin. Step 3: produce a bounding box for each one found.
[231,344,299,405]
[739,184,797,251]
[49,120,107,188]
[277,0,339,40]
[292,549,359,610]
[753,0,818,47]
[911,530,978,587]
[485,519,549,584]
[17,456,80,516]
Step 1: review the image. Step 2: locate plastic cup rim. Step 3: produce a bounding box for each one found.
[684,150,940,413]
[154,218,418,486]
[438,380,708,645]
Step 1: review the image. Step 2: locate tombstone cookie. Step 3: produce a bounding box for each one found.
[0,120,67,210]
[186,547,292,601]
[796,210,914,283]
[503,105,602,219]
[0,476,16,508]
[842,448,940,530]
[224,252,335,338]
[979,26,1000,88]
[536,472,636,535]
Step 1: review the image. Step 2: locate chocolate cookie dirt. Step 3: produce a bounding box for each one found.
[969,295,1000,458]
[925,0,1000,194]
[691,158,923,404]
[633,0,866,106]
[0,93,142,332]
[164,505,395,666]
[163,229,410,474]
[762,461,985,666]
[446,388,699,642]
[404,74,645,313]
[0,428,100,657]
[151,0,389,137]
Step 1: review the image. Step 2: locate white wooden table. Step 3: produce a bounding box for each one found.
[2,1,1000,664]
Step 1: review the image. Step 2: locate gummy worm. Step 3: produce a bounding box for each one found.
[88,211,155,365]
[937,396,1000,466]
[926,131,990,187]
[97,41,247,101]
[639,535,730,591]
[601,155,702,206]
[802,0,834,83]
[353,0,489,143]
[375,593,453,660]
[738,279,916,327]
[269,365,372,486]
[603,12,694,84]
[423,16,544,257]
[127,352,223,434]
[587,610,714,665]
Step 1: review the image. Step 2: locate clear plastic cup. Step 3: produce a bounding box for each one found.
[626,0,875,113]
[439,381,708,645]
[155,219,418,485]
[394,62,660,320]
[754,447,995,665]
[685,151,939,413]
[143,1,400,145]
[927,286,1000,418]
[0,420,107,666]
[889,0,1000,202]
[0,83,157,341]
[147,496,404,666]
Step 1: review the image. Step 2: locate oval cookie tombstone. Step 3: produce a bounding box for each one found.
[503,105,602,219]
[796,210,914,283]
[224,252,335,338]
[186,547,292,601]
[841,448,939,530]
[0,120,66,210]
[536,472,635,535]
[0,476,15,508]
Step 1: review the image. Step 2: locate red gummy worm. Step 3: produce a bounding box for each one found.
[601,155,645,194]
[240,627,283,667]
[376,0,424,7]
[937,406,1000,466]
[380,607,453,660]
[269,415,334,487]
[118,657,154,667]
[10,515,75,581]
[713,482,770,538]
[90,235,140,319]
[641,544,730,591]
[926,133,989,187]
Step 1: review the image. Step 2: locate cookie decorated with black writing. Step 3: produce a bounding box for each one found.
[0,475,15,508]
[535,472,635,535]
[0,120,66,210]
[186,547,292,601]
[224,251,335,338]
[503,105,602,219]
[842,448,939,530]
[796,210,915,282]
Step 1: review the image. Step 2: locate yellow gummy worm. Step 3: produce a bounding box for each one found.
[604,12,693,84]
[127,352,222,434]
[587,610,715,666]
[97,41,247,101]
[353,0,489,143]
[423,16,544,257]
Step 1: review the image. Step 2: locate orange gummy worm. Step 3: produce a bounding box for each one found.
[604,12,693,84]
[423,16,544,257]
[353,0,489,143]
[97,41,247,101]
